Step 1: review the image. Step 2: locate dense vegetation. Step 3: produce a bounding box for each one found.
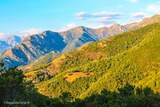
[1,65,160,107]
[35,24,160,100]
[1,62,160,107]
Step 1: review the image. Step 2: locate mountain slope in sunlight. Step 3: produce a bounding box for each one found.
[30,23,160,100]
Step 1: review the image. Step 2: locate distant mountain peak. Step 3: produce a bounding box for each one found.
[111,23,121,27]
[109,23,123,29]
[69,26,88,32]
[41,30,54,35]
[61,26,88,37]
[76,26,87,28]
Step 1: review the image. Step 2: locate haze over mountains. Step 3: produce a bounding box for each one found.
[0,35,22,53]
[1,14,160,68]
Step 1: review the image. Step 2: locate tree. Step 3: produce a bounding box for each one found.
[0,62,4,67]
[118,83,135,96]
[59,92,73,104]
[0,64,55,106]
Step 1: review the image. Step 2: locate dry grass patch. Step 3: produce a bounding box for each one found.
[64,72,94,83]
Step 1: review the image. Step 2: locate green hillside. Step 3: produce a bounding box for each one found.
[32,23,160,102]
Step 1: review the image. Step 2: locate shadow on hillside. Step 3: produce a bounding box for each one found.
[0,67,60,107]
[32,84,160,107]
[0,66,160,107]
[71,84,160,107]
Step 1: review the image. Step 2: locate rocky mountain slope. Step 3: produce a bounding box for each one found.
[1,14,160,68]
[2,31,66,67]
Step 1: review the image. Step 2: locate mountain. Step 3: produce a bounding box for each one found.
[1,27,100,68]
[0,35,22,53]
[21,14,160,70]
[1,14,160,68]
[60,26,99,52]
[125,14,160,30]
[94,23,127,39]
[1,31,66,67]
[26,23,160,102]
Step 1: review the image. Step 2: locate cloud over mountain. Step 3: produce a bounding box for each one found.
[19,28,42,37]
[129,12,149,22]
[146,2,160,13]
[76,11,122,25]
[60,23,77,31]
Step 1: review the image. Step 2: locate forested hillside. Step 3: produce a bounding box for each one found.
[23,23,160,104]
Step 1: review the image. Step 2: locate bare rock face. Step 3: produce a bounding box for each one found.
[60,26,99,52]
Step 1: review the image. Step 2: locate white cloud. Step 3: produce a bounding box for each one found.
[127,2,160,24]
[85,24,106,29]
[0,33,17,40]
[19,28,42,37]
[76,11,122,19]
[128,12,150,23]
[0,28,42,40]
[129,0,139,3]
[75,11,122,26]
[127,2,160,23]
[0,33,5,40]
[76,12,90,20]
[59,23,78,31]
[89,17,115,25]
[0,33,15,40]
[92,12,121,18]
[146,3,160,13]
[0,33,4,36]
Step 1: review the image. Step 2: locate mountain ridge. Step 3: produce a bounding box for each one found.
[1,14,160,68]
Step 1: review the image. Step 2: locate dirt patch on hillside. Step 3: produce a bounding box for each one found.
[64,72,94,83]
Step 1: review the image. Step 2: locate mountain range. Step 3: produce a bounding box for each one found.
[1,14,160,68]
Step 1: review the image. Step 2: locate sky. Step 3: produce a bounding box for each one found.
[0,0,160,37]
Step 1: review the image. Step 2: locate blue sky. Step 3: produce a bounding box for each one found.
[0,0,160,35]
